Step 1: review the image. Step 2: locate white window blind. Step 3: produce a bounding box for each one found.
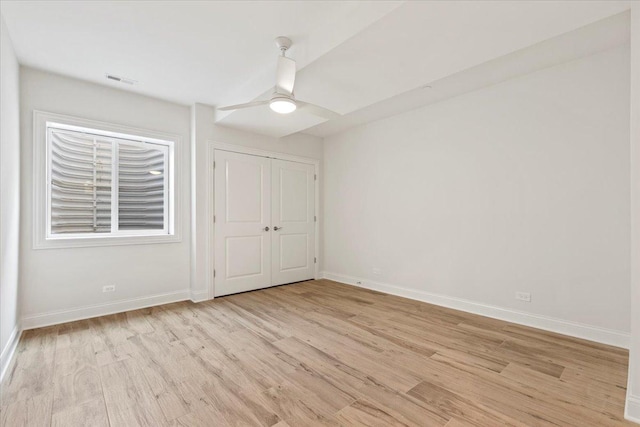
[118,141,167,231]
[47,124,171,239]
[49,129,113,234]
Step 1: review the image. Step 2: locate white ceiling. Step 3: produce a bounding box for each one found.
[1,1,632,138]
[0,1,400,104]
[306,10,631,138]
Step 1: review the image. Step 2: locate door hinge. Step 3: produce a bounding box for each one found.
[314,215,317,222]
[314,257,317,264]
[213,161,216,169]
[213,215,216,223]
[314,174,317,181]
[214,269,216,278]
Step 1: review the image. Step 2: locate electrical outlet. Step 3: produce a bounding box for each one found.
[372,268,382,275]
[103,285,116,293]
[516,292,531,302]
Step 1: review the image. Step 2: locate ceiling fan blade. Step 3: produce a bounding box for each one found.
[218,100,269,111]
[276,56,296,95]
[297,101,341,120]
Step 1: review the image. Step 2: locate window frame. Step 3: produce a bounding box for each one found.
[34,111,182,249]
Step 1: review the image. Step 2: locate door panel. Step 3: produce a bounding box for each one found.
[272,159,315,286]
[214,151,271,296]
[280,234,308,270]
[225,236,264,278]
[226,160,264,222]
[280,168,308,221]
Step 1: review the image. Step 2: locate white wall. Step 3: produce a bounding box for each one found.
[626,3,640,422]
[0,15,21,376]
[323,45,631,345]
[190,103,323,299]
[19,68,191,327]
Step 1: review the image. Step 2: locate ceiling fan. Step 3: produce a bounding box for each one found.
[218,37,340,120]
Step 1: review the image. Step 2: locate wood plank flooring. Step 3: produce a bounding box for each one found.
[0,279,633,426]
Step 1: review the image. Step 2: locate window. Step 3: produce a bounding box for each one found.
[34,111,180,248]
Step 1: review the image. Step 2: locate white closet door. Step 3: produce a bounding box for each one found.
[271,159,315,286]
[214,151,272,297]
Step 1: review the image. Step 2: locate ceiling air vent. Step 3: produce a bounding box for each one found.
[105,74,137,85]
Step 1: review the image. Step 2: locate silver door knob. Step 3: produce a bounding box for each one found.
[274,226,282,231]
[263,226,270,231]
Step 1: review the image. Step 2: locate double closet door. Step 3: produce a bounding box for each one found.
[214,150,316,297]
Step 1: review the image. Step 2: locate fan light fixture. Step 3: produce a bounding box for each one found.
[269,97,296,114]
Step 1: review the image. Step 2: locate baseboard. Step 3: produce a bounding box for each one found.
[321,271,630,349]
[22,290,191,330]
[1,325,22,383]
[190,289,209,303]
[626,394,640,424]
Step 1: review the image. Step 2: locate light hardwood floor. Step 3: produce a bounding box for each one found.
[0,280,634,426]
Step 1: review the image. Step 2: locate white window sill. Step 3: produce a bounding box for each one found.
[33,233,182,250]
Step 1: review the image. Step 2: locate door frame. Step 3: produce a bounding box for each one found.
[206,141,321,299]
